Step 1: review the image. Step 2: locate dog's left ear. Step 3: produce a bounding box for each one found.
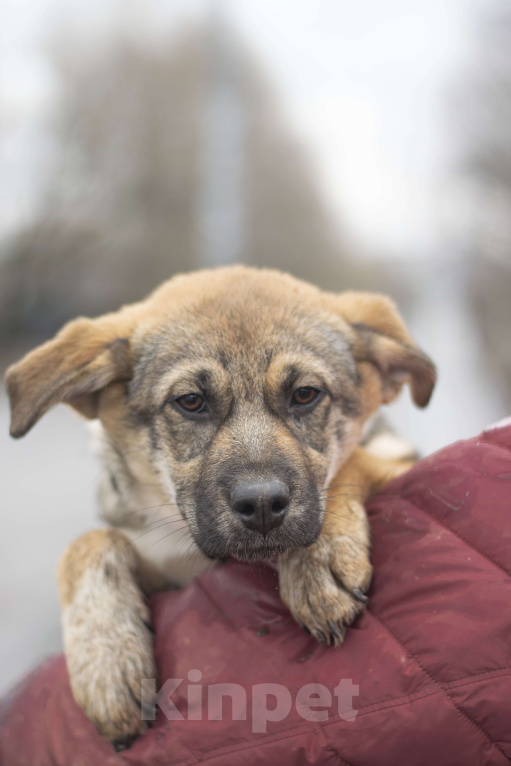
[336,292,436,407]
[6,309,138,438]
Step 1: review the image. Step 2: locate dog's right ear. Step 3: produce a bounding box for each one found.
[6,311,138,438]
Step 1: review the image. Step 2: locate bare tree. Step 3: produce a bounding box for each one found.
[454,2,511,406]
[0,27,206,334]
[0,20,395,339]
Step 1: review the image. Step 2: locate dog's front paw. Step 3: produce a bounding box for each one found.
[278,512,372,646]
[63,581,157,745]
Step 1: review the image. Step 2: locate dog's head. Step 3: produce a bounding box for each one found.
[6,267,435,560]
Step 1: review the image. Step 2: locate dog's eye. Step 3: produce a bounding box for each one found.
[291,387,320,406]
[175,394,206,413]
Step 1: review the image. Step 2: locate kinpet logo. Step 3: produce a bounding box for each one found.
[142,671,359,733]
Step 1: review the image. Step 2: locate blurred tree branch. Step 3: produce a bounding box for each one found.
[0,20,396,339]
[453,2,511,407]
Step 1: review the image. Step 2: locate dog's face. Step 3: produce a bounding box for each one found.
[6,267,435,561]
[124,283,364,561]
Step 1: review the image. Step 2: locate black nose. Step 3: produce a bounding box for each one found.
[231,479,290,537]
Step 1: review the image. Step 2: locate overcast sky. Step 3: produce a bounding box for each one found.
[1,0,482,256]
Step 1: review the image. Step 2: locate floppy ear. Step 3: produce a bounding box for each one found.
[6,312,137,438]
[336,292,436,408]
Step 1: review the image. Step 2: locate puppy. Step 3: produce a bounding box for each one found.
[6,266,435,743]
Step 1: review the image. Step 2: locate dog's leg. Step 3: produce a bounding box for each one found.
[279,447,412,646]
[58,529,157,745]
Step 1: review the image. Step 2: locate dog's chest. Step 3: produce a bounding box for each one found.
[121,515,212,587]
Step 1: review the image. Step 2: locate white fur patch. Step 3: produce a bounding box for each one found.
[123,522,211,588]
[90,421,210,585]
[363,432,416,461]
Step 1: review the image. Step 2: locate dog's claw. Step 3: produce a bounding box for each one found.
[327,619,343,639]
[299,622,311,635]
[351,588,369,604]
[113,733,139,752]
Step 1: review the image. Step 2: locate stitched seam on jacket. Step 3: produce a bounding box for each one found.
[163,581,511,765]
[168,669,511,766]
[314,702,358,766]
[383,435,511,577]
[335,666,511,717]
[323,745,356,766]
[368,611,510,762]
[187,688,445,765]
[383,494,511,578]
[190,579,356,765]
[445,668,511,690]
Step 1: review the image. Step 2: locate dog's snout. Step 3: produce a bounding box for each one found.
[231,479,290,536]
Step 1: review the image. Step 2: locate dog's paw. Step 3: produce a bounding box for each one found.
[62,574,157,744]
[278,523,372,647]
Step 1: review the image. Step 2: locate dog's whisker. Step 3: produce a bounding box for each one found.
[138,511,184,526]
[115,503,177,522]
[314,536,330,557]
[150,525,192,547]
[177,528,203,563]
[191,546,205,571]
[134,515,186,539]
[179,535,197,561]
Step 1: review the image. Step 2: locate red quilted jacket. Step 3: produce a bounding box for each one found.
[1,423,511,765]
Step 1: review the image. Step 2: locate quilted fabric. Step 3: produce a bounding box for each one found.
[1,423,511,766]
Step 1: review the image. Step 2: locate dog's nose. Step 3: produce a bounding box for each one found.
[231,479,290,536]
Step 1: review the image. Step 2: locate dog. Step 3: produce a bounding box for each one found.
[6,266,436,744]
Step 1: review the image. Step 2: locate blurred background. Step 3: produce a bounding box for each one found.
[1,0,510,694]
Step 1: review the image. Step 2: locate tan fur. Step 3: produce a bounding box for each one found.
[59,530,156,743]
[58,528,134,607]
[6,265,435,743]
[279,447,412,645]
